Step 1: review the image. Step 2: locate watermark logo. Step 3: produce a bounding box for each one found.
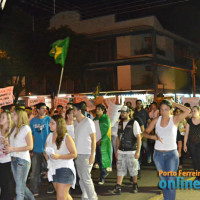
[159,177,200,189]
[159,170,200,190]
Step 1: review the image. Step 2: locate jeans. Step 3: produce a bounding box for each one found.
[111,135,117,165]
[11,157,35,200]
[140,139,152,162]
[190,143,200,178]
[30,152,47,193]
[153,150,179,200]
[96,146,108,180]
[75,154,98,200]
[0,162,15,200]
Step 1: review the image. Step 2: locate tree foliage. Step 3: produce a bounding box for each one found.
[0,5,94,100]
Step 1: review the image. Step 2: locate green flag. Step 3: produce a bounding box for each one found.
[94,114,112,168]
[49,37,70,68]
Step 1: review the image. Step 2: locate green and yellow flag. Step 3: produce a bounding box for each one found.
[95,114,112,168]
[49,37,70,68]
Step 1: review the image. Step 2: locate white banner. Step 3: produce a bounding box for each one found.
[28,97,45,107]
[0,86,14,107]
[124,98,137,108]
[182,97,199,108]
[54,97,69,107]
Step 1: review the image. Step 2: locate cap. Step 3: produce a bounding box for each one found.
[118,106,130,112]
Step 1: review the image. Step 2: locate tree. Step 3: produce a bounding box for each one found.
[0,4,94,101]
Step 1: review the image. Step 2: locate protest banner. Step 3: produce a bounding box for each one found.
[124,98,137,108]
[82,97,96,111]
[54,96,69,107]
[104,97,116,107]
[94,96,104,105]
[0,86,14,107]
[28,97,45,107]
[106,102,123,127]
[182,97,199,108]
[73,94,86,103]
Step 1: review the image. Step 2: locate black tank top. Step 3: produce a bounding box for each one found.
[188,118,200,144]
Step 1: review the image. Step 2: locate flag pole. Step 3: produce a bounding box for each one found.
[57,67,64,95]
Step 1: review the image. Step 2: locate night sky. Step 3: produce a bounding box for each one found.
[1,0,200,43]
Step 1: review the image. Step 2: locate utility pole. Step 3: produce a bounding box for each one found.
[154,56,197,98]
[192,58,197,97]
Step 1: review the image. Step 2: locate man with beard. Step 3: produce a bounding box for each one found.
[112,106,141,195]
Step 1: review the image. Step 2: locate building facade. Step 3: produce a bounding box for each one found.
[50,11,200,95]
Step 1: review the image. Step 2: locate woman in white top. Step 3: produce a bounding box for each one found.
[4,106,35,200]
[143,100,190,200]
[0,110,15,200]
[65,108,75,140]
[45,115,77,200]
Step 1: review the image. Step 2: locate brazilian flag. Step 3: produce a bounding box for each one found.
[95,114,112,168]
[49,37,70,68]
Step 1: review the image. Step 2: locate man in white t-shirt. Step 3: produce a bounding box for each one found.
[73,102,98,200]
[111,106,141,195]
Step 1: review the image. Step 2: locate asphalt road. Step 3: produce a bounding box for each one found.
[34,158,200,200]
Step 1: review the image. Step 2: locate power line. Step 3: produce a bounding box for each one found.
[81,0,169,15]
[16,0,190,24]
[81,0,153,10]
[81,0,189,18]
[82,0,187,14]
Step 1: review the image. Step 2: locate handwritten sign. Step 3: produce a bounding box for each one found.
[124,98,137,108]
[28,97,45,107]
[54,97,69,107]
[104,97,116,107]
[73,94,86,103]
[182,97,199,108]
[0,86,14,107]
[106,102,123,127]
[94,96,104,105]
[82,97,96,111]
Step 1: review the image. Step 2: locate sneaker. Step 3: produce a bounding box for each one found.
[46,184,55,194]
[147,158,152,164]
[111,184,121,195]
[98,179,105,185]
[106,167,112,172]
[133,183,138,193]
[33,193,39,197]
[93,163,99,169]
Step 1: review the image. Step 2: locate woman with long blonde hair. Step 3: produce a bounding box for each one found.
[45,115,77,200]
[0,110,15,200]
[4,106,35,200]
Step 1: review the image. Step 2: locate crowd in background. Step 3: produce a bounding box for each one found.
[0,98,199,200]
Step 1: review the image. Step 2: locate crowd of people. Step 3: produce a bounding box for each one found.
[0,98,199,200]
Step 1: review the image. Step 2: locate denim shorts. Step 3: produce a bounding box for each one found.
[52,168,74,184]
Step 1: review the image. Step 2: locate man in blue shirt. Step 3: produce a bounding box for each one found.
[30,103,51,196]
